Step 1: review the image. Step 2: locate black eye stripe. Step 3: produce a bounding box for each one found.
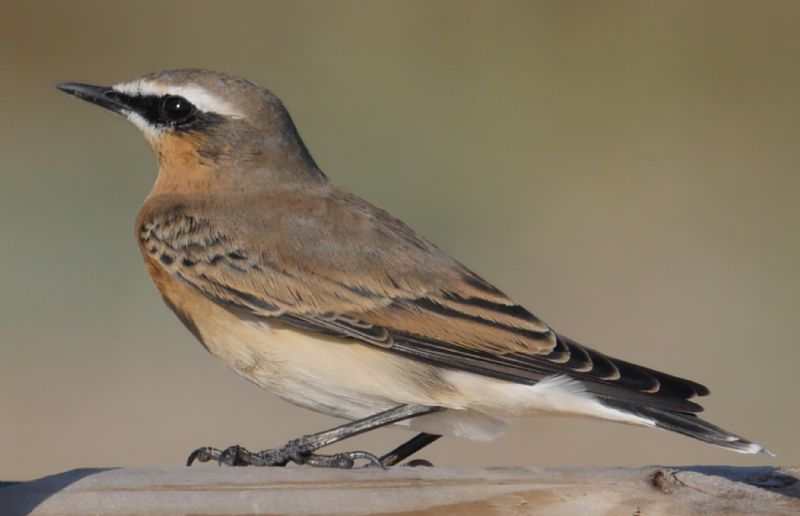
[110,92,220,131]
[111,92,164,121]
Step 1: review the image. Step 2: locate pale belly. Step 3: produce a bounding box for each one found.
[168,281,511,439]
[202,312,449,419]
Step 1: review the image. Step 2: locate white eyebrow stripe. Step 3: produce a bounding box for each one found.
[112,79,244,118]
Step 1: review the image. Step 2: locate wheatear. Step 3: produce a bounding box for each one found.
[57,69,771,468]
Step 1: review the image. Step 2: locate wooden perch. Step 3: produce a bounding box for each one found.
[1,465,798,515]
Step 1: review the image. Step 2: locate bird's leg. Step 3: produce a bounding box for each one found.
[379,432,441,467]
[187,404,443,468]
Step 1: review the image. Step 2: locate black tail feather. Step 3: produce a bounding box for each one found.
[601,398,772,456]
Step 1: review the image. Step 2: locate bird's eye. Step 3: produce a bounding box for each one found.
[160,95,196,124]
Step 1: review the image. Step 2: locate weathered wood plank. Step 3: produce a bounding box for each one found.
[1,466,798,515]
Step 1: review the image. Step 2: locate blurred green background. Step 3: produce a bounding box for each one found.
[1,0,798,481]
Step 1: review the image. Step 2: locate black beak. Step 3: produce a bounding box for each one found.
[56,82,130,115]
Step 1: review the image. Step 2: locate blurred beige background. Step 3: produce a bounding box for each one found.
[1,0,798,481]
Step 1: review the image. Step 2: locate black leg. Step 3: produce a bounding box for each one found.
[379,433,441,467]
[187,404,443,469]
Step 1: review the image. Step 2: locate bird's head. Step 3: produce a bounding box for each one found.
[57,69,324,191]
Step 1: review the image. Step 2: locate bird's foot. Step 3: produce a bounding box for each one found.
[186,445,289,467]
[185,407,442,469]
[186,440,384,469]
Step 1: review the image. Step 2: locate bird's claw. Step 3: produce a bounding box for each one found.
[404,458,434,467]
[186,446,221,466]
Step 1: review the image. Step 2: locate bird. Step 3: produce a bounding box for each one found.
[56,69,771,468]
